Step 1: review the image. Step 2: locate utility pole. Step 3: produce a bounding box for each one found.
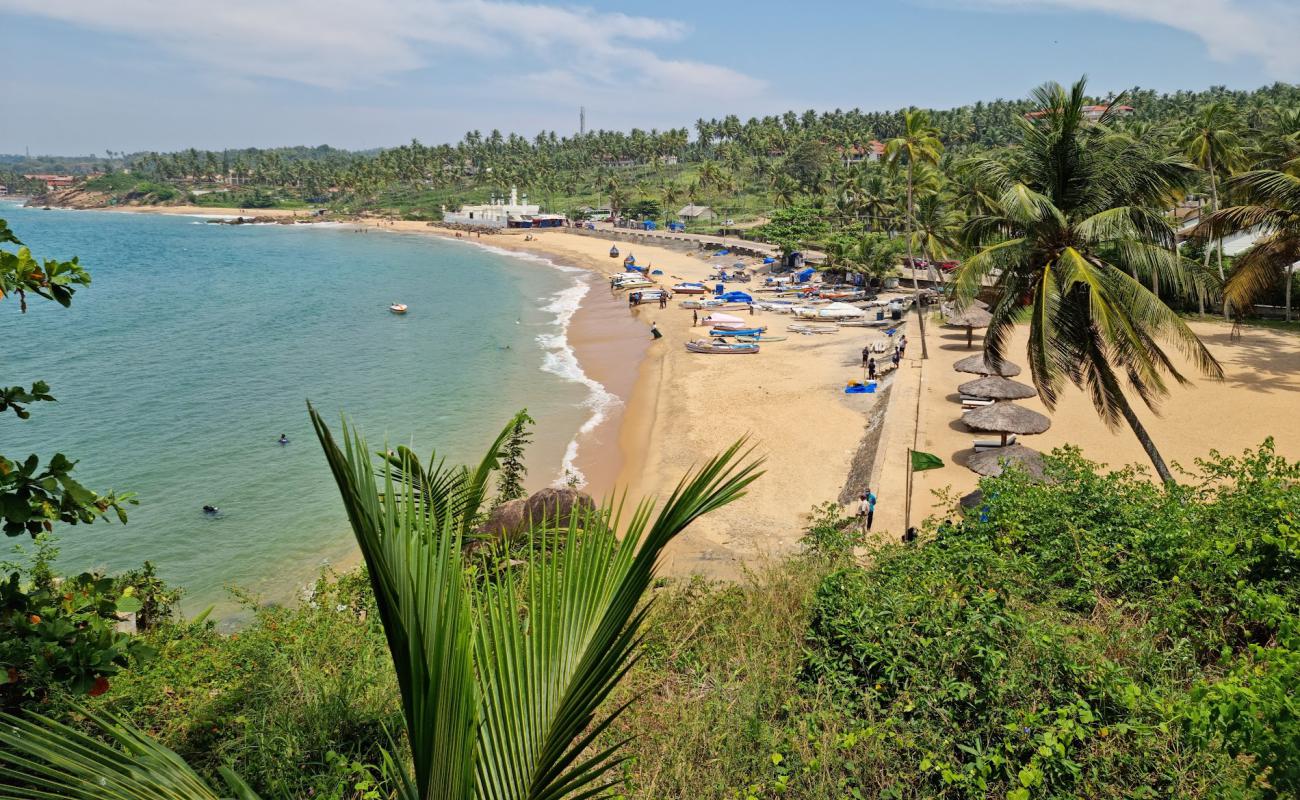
[579,107,585,137]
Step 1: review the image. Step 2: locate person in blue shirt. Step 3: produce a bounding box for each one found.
[857,489,877,531]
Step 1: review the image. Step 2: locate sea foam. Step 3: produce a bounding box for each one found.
[453,240,620,489]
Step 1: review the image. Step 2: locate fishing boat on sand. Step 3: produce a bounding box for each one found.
[672,282,708,294]
[685,338,760,354]
[609,246,620,258]
[679,298,727,309]
[389,303,408,314]
[708,326,767,337]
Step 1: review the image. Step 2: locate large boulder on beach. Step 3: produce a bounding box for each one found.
[475,489,596,543]
[523,488,596,531]
[478,498,528,540]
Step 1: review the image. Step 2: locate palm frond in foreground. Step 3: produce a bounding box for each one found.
[0,406,761,800]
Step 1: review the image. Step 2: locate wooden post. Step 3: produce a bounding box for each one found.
[904,448,913,533]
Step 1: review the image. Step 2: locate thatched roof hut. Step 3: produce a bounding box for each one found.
[966,444,1046,479]
[958,376,1038,401]
[943,306,993,348]
[953,354,1023,377]
[963,401,1051,445]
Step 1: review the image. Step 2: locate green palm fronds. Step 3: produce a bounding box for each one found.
[1,408,761,800]
[0,709,260,799]
[957,77,1220,484]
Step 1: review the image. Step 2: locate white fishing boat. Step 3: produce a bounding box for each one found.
[685,338,760,354]
[389,303,409,315]
[672,282,708,294]
[612,273,654,290]
[792,301,865,320]
[679,298,727,309]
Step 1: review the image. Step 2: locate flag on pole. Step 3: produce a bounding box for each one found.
[910,450,945,472]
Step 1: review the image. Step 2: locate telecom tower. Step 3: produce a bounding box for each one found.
[579,107,586,136]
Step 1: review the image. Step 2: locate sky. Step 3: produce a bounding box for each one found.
[2,0,1298,155]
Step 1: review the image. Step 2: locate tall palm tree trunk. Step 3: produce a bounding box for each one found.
[905,161,928,359]
[1207,152,1230,321]
[1118,398,1175,484]
[1287,264,1294,322]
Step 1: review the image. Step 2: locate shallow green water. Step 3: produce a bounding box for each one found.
[0,204,602,615]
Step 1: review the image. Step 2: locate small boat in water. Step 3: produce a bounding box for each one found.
[389,303,409,314]
[685,338,760,354]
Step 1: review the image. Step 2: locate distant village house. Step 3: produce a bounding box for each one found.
[24,174,79,190]
[443,187,561,228]
[677,204,715,222]
[1025,104,1134,122]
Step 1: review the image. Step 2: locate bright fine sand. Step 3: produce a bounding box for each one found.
[455,229,882,579]
[873,317,1300,534]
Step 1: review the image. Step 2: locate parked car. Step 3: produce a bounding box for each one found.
[937,260,960,272]
[902,257,930,269]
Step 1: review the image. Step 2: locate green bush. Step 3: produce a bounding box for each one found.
[0,536,161,709]
[801,442,1298,797]
[71,442,1297,798]
[91,568,401,799]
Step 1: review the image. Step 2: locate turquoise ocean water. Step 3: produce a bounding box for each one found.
[0,204,605,616]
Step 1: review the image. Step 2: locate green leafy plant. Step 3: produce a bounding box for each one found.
[1,219,135,537]
[0,536,158,709]
[0,407,761,799]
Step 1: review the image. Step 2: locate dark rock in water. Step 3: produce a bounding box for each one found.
[524,487,596,531]
[206,215,281,225]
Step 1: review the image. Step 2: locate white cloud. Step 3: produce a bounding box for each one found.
[0,0,764,96]
[962,0,1300,79]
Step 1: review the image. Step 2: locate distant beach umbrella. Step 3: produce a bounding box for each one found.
[953,354,1022,377]
[943,306,993,348]
[966,444,1046,479]
[963,401,1051,446]
[958,376,1038,401]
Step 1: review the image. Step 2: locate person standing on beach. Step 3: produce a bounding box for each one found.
[748,302,754,315]
[862,345,871,368]
[693,309,699,326]
[868,357,877,380]
[650,321,662,339]
[857,489,877,531]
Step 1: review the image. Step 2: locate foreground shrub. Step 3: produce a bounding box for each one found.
[802,442,1298,798]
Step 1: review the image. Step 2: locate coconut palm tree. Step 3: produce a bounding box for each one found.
[1178,102,1247,318]
[0,408,760,800]
[910,191,964,284]
[956,78,1221,485]
[1197,168,1300,321]
[886,109,945,358]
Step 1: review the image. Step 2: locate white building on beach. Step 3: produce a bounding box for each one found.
[443,187,540,228]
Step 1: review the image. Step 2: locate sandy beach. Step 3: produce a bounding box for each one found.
[412,227,885,578]
[88,205,1300,581]
[872,316,1300,534]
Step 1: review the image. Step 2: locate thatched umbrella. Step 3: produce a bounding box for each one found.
[966,444,1046,479]
[958,376,1038,401]
[944,306,993,348]
[953,354,1022,377]
[963,401,1050,446]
